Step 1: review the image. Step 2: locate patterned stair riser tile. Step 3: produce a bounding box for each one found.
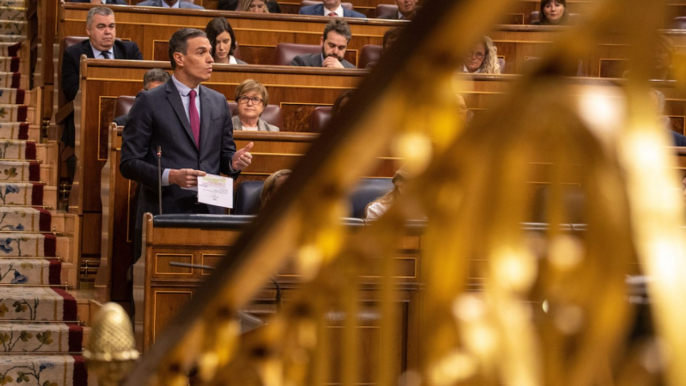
[0,161,39,182]
[0,355,87,385]
[0,259,60,285]
[0,288,75,321]
[0,233,55,257]
[0,105,26,123]
[0,21,24,36]
[0,57,20,73]
[0,123,28,140]
[0,323,81,353]
[0,140,33,160]
[0,183,42,206]
[0,42,21,57]
[0,207,50,232]
[0,72,24,88]
[0,8,25,22]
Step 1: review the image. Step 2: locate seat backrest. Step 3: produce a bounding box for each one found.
[359,44,382,68]
[375,4,397,17]
[301,0,353,10]
[233,42,242,62]
[349,178,394,218]
[674,16,686,29]
[227,102,284,129]
[498,57,506,73]
[309,106,331,132]
[234,180,265,215]
[274,43,321,66]
[58,36,89,106]
[114,95,136,119]
[529,11,540,24]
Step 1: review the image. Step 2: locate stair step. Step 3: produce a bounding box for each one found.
[0,104,34,123]
[0,354,88,385]
[0,232,56,257]
[0,8,25,22]
[0,139,34,160]
[0,88,29,105]
[0,207,51,232]
[0,123,36,141]
[0,287,76,321]
[0,259,59,285]
[0,182,44,206]
[0,161,40,182]
[0,322,82,353]
[0,72,26,89]
[0,20,25,36]
[0,34,24,43]
[0,1,25,7]
[0,42,21,57]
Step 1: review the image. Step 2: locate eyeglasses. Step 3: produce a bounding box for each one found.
[237,95,263,104]
[468,51,485,60]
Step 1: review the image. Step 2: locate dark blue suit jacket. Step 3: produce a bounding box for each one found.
[68,0,127,4]
[672,131,686,146]
[62,39,143,102]
[120,78,238,230]
[299,4,366,18]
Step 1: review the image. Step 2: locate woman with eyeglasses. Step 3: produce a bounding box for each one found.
[232,79,280,132]
[461,36,500,74]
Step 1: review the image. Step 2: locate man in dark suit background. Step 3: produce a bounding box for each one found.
[377,0,417,20]
[61,7,142,176]
[137,0,204,9]
[120,28,253,253]
[299,0,365,18]
[291,20,356,69]
[68,0,127,5]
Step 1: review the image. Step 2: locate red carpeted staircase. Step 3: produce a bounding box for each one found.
[0,2,91,384]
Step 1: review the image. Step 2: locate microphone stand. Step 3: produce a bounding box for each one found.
[156,146,163,214]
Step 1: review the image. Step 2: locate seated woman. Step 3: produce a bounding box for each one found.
[233,79,280,132]
[237,0,269,12]
[532,0,569,25]
[261,169,291,209]
[205,17,247,65]
[365,170,406,220]
[461,36,501,74]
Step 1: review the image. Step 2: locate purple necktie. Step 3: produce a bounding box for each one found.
[188,89,200,150]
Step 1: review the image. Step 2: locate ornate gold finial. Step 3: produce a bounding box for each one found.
[84,303,140,386]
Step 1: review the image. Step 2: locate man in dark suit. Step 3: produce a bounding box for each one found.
[291,20,356,69]
[137,0,204,8]
[61,6,142,176]
[377,0,417,20]
[299,0,365,18]
[68,0,128,4]
[120,28,253,249]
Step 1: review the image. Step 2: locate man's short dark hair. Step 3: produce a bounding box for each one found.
[143,68,170,90]
[168,28,207,70]
[86,7,114,28]
[323,19,352,42]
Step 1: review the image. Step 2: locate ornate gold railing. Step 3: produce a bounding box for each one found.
[90,0,686,384]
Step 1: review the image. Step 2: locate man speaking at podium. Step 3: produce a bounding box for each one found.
[120,28,253,261]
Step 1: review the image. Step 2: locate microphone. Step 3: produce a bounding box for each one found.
[157,146,163,215]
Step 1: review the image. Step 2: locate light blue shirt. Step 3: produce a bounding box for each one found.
[162,75,201,186]
[90,43,114,60]
[161,0,180,7]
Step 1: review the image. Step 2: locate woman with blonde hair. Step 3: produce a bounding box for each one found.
[237,0,269,12]
[462,36,500,74]
[365,170,407,220]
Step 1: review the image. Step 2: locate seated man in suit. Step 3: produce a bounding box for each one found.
[377,0,417,20]
[299,0,365,17]
[61,7,143,176]
[114,68,170,126]
[291,20,356,69]
[68,0,127,4]
[120,28,254,262]
[137,0,204,8]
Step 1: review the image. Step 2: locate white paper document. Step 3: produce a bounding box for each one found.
[197,174,233,209]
